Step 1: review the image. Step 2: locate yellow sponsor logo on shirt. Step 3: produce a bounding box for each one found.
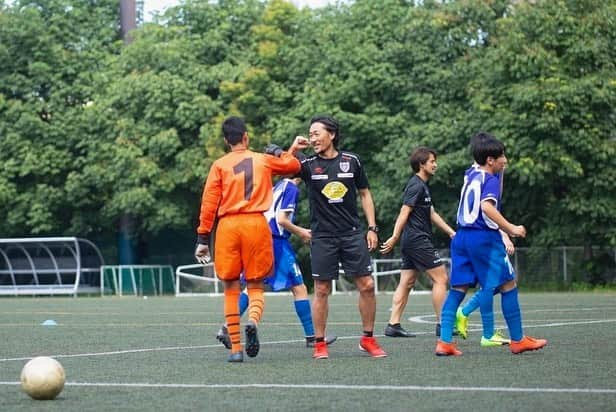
[322,181,348,200]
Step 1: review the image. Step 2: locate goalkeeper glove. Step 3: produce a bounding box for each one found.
[264,143,283,157]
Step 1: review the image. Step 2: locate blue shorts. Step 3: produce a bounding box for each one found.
[264,237,304,292]
[450,228,515,290]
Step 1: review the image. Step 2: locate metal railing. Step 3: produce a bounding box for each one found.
[0,237,104,296]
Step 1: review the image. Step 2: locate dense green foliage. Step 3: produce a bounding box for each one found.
[1,0,614,262]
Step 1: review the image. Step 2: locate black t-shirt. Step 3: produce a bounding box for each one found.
[299,151,369,237]
[401,174,433,245]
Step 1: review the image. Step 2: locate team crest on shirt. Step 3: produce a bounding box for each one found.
[322,181,348,203]
[339,161,350,173]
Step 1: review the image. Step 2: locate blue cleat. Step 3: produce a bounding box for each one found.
[227,351,243,363]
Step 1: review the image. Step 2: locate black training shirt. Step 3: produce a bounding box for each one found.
[401,174,433,244]
[299,151,369,237]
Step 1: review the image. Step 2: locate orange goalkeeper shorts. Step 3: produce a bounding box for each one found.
[214,213,273,282]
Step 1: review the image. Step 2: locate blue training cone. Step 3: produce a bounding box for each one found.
[41,319,58,326]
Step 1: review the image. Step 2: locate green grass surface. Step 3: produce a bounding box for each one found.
[1,292,615,411]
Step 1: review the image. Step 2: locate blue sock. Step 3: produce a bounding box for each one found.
[478,288,495,339]
[441,289,466,343]
[501,287,523,341]
[294,299,315,337]
[239,292,249,317]
[462,289,481,317]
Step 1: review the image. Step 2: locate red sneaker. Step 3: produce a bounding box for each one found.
[359,336,387,358]
[435,340,463,356]
[510,336,547,354]
[312,341,329,359]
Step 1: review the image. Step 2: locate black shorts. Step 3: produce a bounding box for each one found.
[400,239,444,272]
[310,233,373,280]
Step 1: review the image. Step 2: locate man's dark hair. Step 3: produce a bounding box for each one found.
[310,115,341,148]
[471,132,505,165]
[410,147,437,173]
[222,117,247,145]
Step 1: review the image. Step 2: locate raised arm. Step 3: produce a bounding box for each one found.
[288,136,310,155]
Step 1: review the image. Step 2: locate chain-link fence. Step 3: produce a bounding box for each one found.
[511,246,616,289]
[334,247,616,294]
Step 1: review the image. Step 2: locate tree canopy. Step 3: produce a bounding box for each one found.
[1,0,614,262]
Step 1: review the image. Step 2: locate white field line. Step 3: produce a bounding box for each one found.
[2,316,615,396]
[0,340,296,363]
[408,314,616,329]
[1,317,615,364]
[0,381,615,394]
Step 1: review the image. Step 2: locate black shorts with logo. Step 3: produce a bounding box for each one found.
[310,232,373,280]
[400,238,444,272]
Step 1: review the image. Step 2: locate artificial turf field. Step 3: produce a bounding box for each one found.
[1,292,615,411]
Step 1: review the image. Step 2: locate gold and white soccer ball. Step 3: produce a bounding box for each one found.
[20,356,66,400]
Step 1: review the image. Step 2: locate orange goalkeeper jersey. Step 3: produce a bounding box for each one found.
[197,149,301,236]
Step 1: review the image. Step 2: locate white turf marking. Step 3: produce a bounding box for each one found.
[2,317,615,363]
[2,316,615,396]
[408,314,616,328]
[0,339,302,363]
[0,381,615,394]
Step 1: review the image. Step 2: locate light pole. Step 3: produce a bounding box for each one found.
[118,0,138,265]
[120,0,136,43]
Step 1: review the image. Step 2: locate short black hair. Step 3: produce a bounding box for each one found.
[222,117,247,145]
[471,132,505,165]
[410,147,437,173]
[310,115,340,148]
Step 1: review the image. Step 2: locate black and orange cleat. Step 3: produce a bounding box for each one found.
[244,321,260,358]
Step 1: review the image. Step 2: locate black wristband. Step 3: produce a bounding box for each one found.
[368,226,379,233]
[196,233,210,245]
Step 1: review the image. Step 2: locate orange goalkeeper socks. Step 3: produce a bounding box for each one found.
[247,286,265,325]
[224,288,241,353]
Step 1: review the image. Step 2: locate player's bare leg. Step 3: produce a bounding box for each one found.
[312,279,331,337]
[426,265,448,324]
[385,270,417,337]
[356,275,387,357]
[311,279,331,358]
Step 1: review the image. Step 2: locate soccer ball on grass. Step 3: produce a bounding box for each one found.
[20,356,65,400]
